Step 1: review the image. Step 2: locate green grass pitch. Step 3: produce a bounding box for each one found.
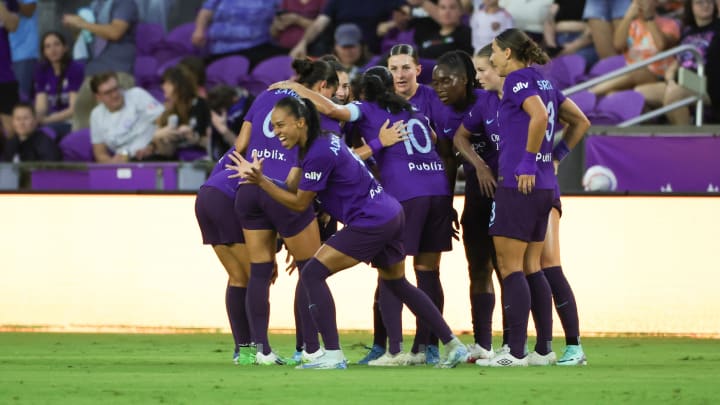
[1,332,718,404]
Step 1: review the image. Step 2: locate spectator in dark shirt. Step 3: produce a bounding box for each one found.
[207,84,254,161]
[0,0,20,137]
[412,0,473,59]
[1,102,62,162]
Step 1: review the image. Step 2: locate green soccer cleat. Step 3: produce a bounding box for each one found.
[557,345,587,366]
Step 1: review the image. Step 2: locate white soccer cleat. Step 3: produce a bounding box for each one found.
[437,338,470,368]
[403,351,427,365]
[466,343,495,362]
[476,350,528,367]
[527,351,557,366]
[301,348,324,363]
[296,349,348,370]
[368,352,408,367]
[255,351,287,366]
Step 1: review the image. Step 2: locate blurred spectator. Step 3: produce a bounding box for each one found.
[289,0,406,58]
[470,0,514,53]
[377,4,416,53]
[582,0,632,58]
[9,0,38,102]
[0,0,20,137]
[589,0,680,96]
[64,0,139,130]
[1,102,62,162]
[319,54,351,103]
[192,0,286,68]
[271,0,327,51]
[707,0,720,122]
[332,23,371,79]
[544,0,598,66]
[207,85,254,160]
[500,0,554,44]
[179,55,207,98]
[135,0,172,31]
[141,66,210,160]
[635,0,719,124]
[89,72,164,163]
[34,32,85,141]
[412,0,473,59]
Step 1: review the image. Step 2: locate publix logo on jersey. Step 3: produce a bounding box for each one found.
[512,81,529,93]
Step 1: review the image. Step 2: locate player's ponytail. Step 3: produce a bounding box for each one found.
[495,28,550,66]
[361,66,412,114]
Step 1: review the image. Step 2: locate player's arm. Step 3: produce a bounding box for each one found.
[454,124,496,197]
[270,81,354,122]
[233,121,251,155]
[553,98,590,161]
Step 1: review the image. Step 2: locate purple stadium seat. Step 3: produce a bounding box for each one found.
[583,54,626,81]
[250,55,295,85]
[155,55,184,77]
[417,58,435,85]
[59,128,94,162]
[135,23,164,56]
[38,126,57,141]
[545,54,586,90]
[567,90,597,115]
[586,90,644,125]
[152,22,201,64]
[134,55,160,88]
[177,146,207,161]
[206,55,251,87]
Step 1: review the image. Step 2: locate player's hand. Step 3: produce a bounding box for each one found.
[227,150,264,182]
[475,164,497,198]
[516,174,536,195]
[211,109,228,134]
[378,119,408,147]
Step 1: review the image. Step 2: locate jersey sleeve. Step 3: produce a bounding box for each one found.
[298,142,334,192]
[506,70,541,106]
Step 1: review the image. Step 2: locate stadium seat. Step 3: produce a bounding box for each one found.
[38,126,57,142]
[567,90,597,115]
[134,55,160,88]
[545,54,586,90]
[59,128,94,162]
[582,54,626,81]
[250,55,295,85]
[586,90,644,125]
[206,55,251,87]
[152,22,200,64]
[135,23,164,57]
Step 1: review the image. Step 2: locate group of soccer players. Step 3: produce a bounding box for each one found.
[195,28,591,369]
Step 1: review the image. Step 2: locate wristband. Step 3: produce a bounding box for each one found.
[368,138,383,155]
[552,140,571,162]
[514,151,538,177]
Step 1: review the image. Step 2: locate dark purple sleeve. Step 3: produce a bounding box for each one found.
[67,62,85,92]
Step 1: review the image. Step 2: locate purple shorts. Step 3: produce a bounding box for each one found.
[489,187,554,242]
[195,186,245,245]
[400,195,453,256]
[325,212,406,269]
[552,197,563,217]
[234,183,315,238]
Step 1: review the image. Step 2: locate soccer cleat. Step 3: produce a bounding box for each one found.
[357,344,386,365]
[527,351,557,366]
[437,338,469,368]
[301,348,325,363]
[296,349,348,370]
[557,345,587,366]
[368,352,407,367]
[236,345,256,366]
[403,351,427,365]
[233,349,239,365]
[476,350,528,367]
[256,351,288,366]
[291,351,303,364]
[466,343,495,363]
[425,345,441,365]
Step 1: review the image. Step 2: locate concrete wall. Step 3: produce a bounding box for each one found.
[1,194,718,337]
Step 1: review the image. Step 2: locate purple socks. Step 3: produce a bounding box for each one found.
[300,258,340,350]
[226,285,250,350]
[543,266,580,346]
[379,277,404,354]
[294,259,320,353]
[372,282,388,349]
[527,271,553,355]
[411,269,443,352]
[382,277,453,345]
[471,292,495,351]
[246,262,274,355]
[502,271,531,359]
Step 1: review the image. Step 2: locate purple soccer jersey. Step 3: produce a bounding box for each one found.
[34,61,85,114]
[0,0,19,83]
[461,89,501,175]
[498,66,566,189]
[408,84,440,118]
[298,133,402,228]
[352,101,450,200]
[429,89,487,142]
[203,146,239,198]
[244,89,301,182]
[320,113,342,135]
